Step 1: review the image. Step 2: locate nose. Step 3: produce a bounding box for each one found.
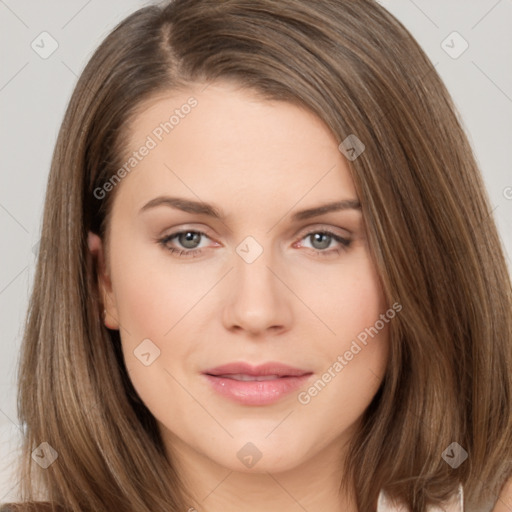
[221,244,293,336]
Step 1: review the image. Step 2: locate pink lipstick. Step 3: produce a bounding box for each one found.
[203,362,313,405]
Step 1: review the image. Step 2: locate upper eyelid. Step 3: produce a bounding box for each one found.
[296,224,351,237]
[162,223,351,235]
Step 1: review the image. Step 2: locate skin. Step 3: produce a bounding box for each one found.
[89,81,391,511]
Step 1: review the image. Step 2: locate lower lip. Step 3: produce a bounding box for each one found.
[203,374,312,405]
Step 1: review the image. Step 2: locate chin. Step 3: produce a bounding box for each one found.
[205,434,310,474]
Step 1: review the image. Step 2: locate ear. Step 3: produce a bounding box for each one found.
[87,231,120,330]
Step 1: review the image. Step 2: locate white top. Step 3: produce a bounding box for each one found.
[377,484,498,512]
[377,485,464,512]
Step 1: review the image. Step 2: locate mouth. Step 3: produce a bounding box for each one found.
[204,361,311,378]
[209,373,294,381]
[203,362,313,405]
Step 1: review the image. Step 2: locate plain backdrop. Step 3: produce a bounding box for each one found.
[1,0,511,502]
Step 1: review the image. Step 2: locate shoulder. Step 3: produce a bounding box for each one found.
[491,476,512,512]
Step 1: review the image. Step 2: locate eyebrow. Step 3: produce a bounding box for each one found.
[139,196,361,221]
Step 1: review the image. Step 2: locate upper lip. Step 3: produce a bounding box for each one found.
[204,362,311,378]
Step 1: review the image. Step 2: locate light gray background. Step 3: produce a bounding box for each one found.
[1,0,511,502]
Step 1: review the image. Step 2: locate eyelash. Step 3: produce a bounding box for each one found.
[157,228,352,259]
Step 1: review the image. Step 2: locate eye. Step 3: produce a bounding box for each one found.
[296,229,352,257]
[158,230,213,258]
[157,227,352,259]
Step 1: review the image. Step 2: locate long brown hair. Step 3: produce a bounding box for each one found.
[6,0,512,510]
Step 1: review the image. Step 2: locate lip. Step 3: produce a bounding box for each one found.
[203,362,313,405]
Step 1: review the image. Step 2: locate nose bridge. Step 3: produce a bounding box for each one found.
[236,240,274,292]
[234,234,279,306]
[222,234,292,333]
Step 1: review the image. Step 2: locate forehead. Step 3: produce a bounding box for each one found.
[114,81,358,218]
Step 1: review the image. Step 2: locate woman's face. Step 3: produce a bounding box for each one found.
[91,81,390,476]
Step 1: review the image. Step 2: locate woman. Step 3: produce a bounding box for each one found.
[3,0,512,511]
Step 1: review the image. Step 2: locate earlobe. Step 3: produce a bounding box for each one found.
[87,231,120,330]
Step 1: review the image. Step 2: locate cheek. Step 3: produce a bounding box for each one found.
[299,282,390,431]
[109,246,197,421]
[110,238,208,340]
[310,254,390,396]
[108,238,213,400]
[309,253,388,344]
